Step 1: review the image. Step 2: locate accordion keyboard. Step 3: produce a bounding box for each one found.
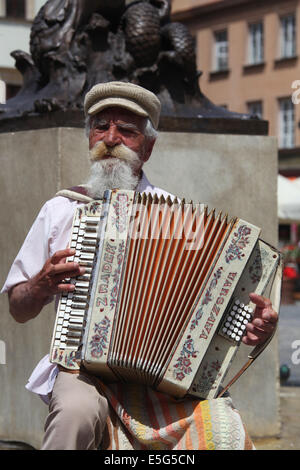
[218,299,253,343]
[52,213,101,353]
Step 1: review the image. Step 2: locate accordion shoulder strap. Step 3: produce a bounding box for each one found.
[55,185,94,203]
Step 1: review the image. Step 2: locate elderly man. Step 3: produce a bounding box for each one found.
[2,82,278,450]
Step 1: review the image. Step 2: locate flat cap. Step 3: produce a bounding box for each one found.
[84,81,161,129]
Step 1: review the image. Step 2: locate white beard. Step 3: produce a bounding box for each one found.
[85,158,140,199]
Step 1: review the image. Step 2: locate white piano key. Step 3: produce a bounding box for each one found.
[76,274,91,281]
[69,317,84,324]
[74,288,89,295]
[69,325,83,333]
[71,302,87,310]
[66,339,81,347]
[82,238,97,246]
[76,281,90,288]
[80,253,95,260]
[67,331,81,339]
[86,217,100,224]
[71,310,85,317]
[72,294,88,301]
[78,260,93,267]
[84,232,98,239]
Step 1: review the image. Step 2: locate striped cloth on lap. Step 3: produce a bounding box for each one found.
[97,381,254,450]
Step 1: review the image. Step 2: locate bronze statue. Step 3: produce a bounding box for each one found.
[0,0,260,129]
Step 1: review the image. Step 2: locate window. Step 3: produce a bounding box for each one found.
[247,101,263,119]
[280,14,296,58]
[5,0,25,18]
[213,30,228,71]
[248,22,264,64]
[278,98,295,148]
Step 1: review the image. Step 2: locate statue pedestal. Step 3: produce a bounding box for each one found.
[0,128,279,447]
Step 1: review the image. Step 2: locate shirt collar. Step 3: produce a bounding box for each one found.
[136,170,155,193]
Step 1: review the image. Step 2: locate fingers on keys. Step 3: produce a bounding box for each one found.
[242,293,278,346]
[49,249,85,291]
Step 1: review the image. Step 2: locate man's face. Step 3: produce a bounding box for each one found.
[88,107,154,165]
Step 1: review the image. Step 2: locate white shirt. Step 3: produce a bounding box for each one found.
[1,173,174,404]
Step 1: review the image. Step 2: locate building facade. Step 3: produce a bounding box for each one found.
[172,0,300,175]
[0,0,46,102]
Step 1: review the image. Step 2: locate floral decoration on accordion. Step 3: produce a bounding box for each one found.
[112,193,130,233]
[173,336,199,381]
[89,316,111,358]
[173,267,223,381]
[225,225,251,263]
[77,201,101,219]
[52,348,79,368]
[190,267,223,331]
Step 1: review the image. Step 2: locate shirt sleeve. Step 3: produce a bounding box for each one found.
[1,201,53,293]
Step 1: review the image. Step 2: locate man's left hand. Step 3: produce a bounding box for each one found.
[242,293,278,346]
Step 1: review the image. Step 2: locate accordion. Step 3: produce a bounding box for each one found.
[50,189,282,399]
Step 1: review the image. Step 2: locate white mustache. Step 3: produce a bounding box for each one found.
[89,141,140,165]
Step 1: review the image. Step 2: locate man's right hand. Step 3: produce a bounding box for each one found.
[8,249,85,323]
[29,248,85,299]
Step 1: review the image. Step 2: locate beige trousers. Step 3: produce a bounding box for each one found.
[41,371,109,450]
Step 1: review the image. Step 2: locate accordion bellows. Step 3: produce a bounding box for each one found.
[50,190,281,399]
